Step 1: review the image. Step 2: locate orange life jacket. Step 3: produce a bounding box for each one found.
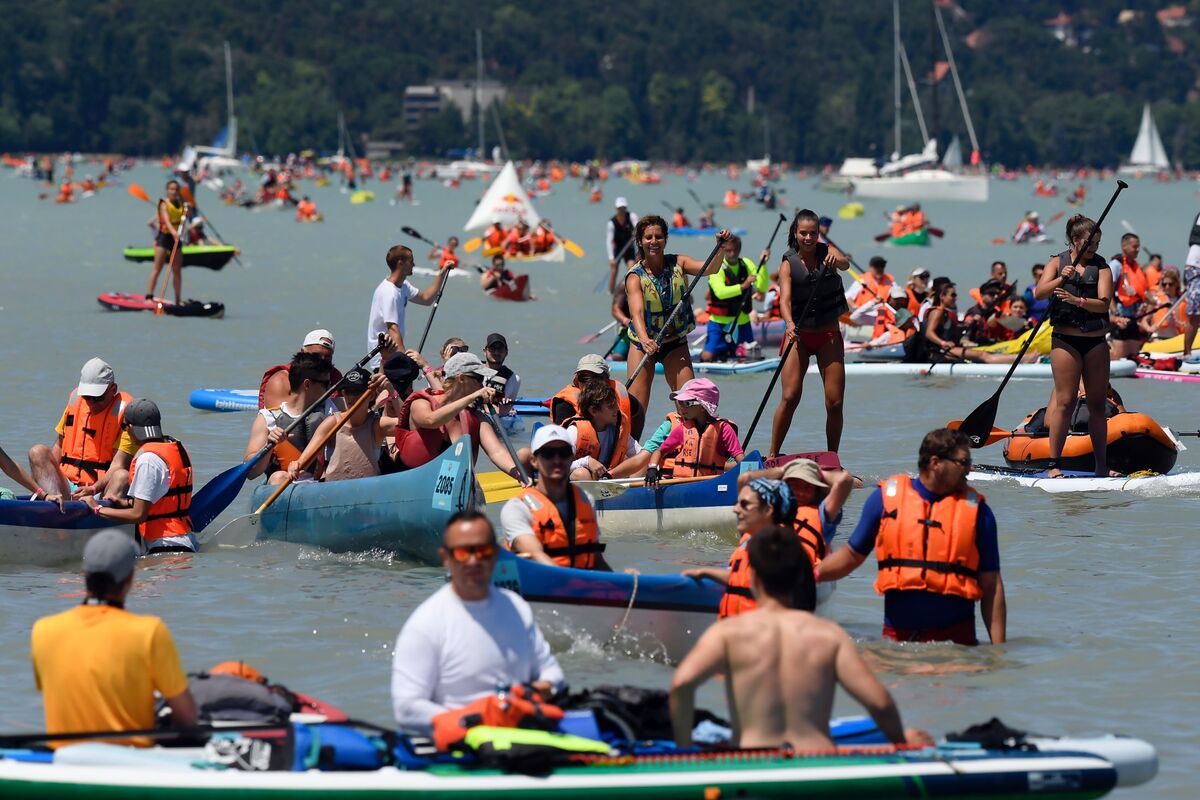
[532,228,554,253]
[890,214,905,238]
[905,287,923,315]
[872,304,897,340]
[564,412,630,471]
[672,212,689,228]
[873,474,983,601]
[439,247,459,270]
[853,273,895,308]
[131,438,193,543]
[484,224,505,248]
[505,228,531,255]
[672,418,736,478]
[723,190,739,208]
[1116,258,1148,308]
[514,486,605,568]
[431,684,564,752]
[59,390,133,485]
[1149,292,1187,333]
[719,506,825,618]
[906,210,926,232]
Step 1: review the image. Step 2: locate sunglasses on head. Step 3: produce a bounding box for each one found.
[448,345,469,356]
[447,543,496,562]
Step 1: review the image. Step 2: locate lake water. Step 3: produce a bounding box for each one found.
[0,163,1195,796]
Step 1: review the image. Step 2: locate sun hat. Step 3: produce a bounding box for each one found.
[781,458,829,488]
[669,378,720,417]
[443,352,496,380]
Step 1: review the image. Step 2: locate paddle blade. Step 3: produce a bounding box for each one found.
[127,184,151,203]
[562,239,585,258]
[189,459,257,532]
[991,238,1006,245]
[464,237,482,253]
[947,420,1009,447]
[478,470,522,504]
[180,185,196,206]
[956,393,1002,449]
[874,232,890,242]
[928,227,945,238]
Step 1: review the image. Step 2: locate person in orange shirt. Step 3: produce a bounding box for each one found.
[846,256,896,309]
[504,219,532,256]
[672,208,691,229]
[31,528,197,746]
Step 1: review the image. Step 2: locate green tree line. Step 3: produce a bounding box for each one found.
[2,1,1200,166]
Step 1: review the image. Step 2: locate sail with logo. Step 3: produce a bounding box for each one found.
[1120,103,1170,175]
[463,162,564,262]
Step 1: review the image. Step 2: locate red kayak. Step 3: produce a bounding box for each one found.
[98,292,225,318]
[488,274,532,302]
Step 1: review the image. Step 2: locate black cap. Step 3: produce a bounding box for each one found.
[485,333,508,349]
[383,353,420,389]
[869,256,887,268]
[124,398,163,439]
[342,367,371,394]
[979,278,1005,295]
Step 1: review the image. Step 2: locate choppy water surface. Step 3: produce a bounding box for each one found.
[0,165,1196,796]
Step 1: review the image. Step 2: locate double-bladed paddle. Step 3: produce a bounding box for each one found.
[957,180,1129,448]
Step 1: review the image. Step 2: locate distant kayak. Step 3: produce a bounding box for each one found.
[349,190,375,204]
[887,228,929,246]
[122,245,238,270]
[671,226,747,236]
[98,292,225,319]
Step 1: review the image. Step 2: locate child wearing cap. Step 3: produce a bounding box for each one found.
[645,379,743,486]
[290,368,390,482]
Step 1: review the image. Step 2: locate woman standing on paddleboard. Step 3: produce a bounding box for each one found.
[1033,214,1116,477]
[769,209,850,456]
[624,216,728,415]
[146,180,185,306]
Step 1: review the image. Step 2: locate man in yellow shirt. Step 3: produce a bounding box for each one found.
[28,358,138,503]
[31,528,196,745]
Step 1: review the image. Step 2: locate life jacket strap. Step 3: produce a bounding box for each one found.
[878,557,978,579]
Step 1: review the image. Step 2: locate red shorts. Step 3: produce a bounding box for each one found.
[882,619,978,646]
[781,330,838,355]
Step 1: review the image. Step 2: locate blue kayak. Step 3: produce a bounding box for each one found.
[671,226,747,236]
[248,437,474,561]
[0,497,132,567]
[193,388,550,417]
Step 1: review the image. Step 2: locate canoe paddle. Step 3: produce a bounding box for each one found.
[573,474,710,500]
[742,260,837,450]
[624,238,726,388]
[540,222,585,258]
[479,404,530,486]
[128,183,152,203]
[415,257,453,356]
[722,212,787,339]
[578,320,618,344]
[957,180,1129,448]
[687,188,706,213]
[197,338,387,541]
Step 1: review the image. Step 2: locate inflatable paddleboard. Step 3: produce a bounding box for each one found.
[98,293,225,319]
[190,388,259,412]
[836,361,1137,379]
[969,464,1200,493]
[1134,368,1200,383]
[670,226,748,236]
[122,245,237,270]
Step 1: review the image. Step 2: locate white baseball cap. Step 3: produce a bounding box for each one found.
[302,329,335,352]
[615,197,629,209]
[77,358,115,398]
[531,424,576,454]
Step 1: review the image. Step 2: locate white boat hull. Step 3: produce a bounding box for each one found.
[593,505,738,540]
[850,170,989,202]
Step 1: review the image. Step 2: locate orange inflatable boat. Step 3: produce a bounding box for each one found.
[1004,410,1178,475]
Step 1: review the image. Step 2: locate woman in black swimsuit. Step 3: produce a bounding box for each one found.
[1033,214,1116,477]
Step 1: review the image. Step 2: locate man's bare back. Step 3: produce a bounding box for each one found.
[672,602,913,750]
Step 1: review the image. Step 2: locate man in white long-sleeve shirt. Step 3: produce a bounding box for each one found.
[391,511,564,734]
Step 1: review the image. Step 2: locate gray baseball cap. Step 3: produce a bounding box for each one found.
[443,352,496,380]
[77,358,115,398]
[82,528,139,582]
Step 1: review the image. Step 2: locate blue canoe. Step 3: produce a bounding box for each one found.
[493,543,834,662]
[581,454,762,539]
[193,388,550,418]
[248,438,474,562]
[671,226,747,236]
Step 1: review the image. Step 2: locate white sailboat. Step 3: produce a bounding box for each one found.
[189,42,242,172]
[463,161,564,262]
[847,1,988,202]
[1119,103,1170,175]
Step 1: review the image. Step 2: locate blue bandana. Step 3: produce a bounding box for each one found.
[747,478,796,525]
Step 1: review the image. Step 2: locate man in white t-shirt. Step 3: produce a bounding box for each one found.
[82,400,198,554]
[391,511,564,734]
[367,245,449,366]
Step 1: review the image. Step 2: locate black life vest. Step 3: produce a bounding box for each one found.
[784,244,848,329]
[611,215,634,256]
[1048,250,1110,333]
[1189,211,1200,247]
[903,307,960,363]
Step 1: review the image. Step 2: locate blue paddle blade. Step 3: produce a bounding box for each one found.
[189,458,257,532]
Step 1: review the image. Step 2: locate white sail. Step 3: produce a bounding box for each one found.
[463,161,541,231]
[1128,103,1169,169]
[942,135,963,169]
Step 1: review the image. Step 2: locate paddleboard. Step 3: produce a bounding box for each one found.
[122,245,238,270]
[190,388,259,413]
[837,360,1137,379]
[1134,367,1200,383]
[969,463,1200,493]
[98,293,225,319]
[670,226,748,236]
[607,357,781,375]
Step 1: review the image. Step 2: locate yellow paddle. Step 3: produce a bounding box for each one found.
[478,470,523,504]
[464,237,483,253]
[541,223,585,258]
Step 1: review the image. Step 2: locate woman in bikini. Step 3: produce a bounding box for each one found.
[1034,214,1116,477]
[769,209,850,456]
[624,216,728,415]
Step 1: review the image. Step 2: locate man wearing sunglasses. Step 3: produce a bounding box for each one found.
[391,511,563,734]
[500,425,611,570]
[244,352,338,485]
[817,428,1006,647]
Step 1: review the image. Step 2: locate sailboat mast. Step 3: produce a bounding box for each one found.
[476,29,486,159]
[893,0,901,160]
[934,2,979,158]
[223,41,234,120]
[929,2,938,146]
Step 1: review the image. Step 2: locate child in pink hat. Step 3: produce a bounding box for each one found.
[645,378,743,486]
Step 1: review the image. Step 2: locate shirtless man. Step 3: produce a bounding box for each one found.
[669,526,930,750]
